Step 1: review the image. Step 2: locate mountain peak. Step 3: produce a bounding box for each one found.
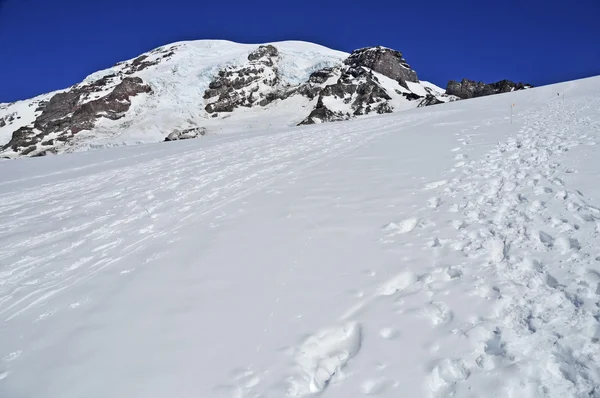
[344,46,418,83]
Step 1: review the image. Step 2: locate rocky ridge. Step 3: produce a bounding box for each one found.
[1,45,178,157]
[446,78,533,99]
[201,45,454,126]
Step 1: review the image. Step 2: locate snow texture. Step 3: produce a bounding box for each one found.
[1,75,600,398]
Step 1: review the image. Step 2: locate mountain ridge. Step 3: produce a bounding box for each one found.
[0,40,529,159]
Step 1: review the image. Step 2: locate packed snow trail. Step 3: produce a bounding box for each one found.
[0,77,599,398]
[421,95,600,397]
[212,92,600,398]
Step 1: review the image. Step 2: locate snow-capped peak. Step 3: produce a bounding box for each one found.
[0,40,454,159]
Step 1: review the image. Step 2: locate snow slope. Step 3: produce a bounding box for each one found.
[1,76,600,398]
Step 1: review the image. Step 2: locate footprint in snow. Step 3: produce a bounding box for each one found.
[428,197,442,209]
[361,378,395,395]
[383,218,421,235]
[424,180,448,190]
[379,327,400,340]
[538,231,554,247]
[421,301,453,326]
[429,358,470,394]
[286,322,362,395]
[555,236,581,253]
[451,220,468,230]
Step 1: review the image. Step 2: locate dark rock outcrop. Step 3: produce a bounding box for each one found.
[125,55,160,74]
[345,46,419,83]
[418,94,444,107]
[288,67,341,100]
[0,112,17,127]
[401,92,422,101]
[247,45,278,64]
[204,45,282,114]
[446,79,532,99]
[3,76,152,153]
[298,66,393,125]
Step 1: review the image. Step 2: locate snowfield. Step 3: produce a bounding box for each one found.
[1,76,600,398]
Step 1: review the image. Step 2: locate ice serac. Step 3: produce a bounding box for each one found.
[446,78,533,99]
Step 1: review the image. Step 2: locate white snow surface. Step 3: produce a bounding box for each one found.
[1,76,600,398]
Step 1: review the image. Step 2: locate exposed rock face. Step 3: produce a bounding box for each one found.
[2,76,152,153]
[247,45,278,64]
[299,67,393,125]
[418,94,444,107]
[202,45,427,122]
[345,46,419,83]
[446,79,532,99]
[291,67,341,100]
[164,127,206,141]
[0,112,18,128]
[204,45,282,114]
[0,41,457,158]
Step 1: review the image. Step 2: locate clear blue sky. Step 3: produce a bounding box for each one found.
[0,0,598,102]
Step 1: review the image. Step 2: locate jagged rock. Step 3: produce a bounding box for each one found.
[297,97,346,125]
[164,127,206,141]
[4,126,38,152]
[204,45,282,113]
[35,101,48,113]
[298,66,392,125]
[308,68,337,85]
[446,79,532,99]
[21,145,37,156]
[248,45,278,63]
[345,46,419,83]
[418,94,444,107]
[402,92,422,101]
[1,41,458,158]
[0,112,18,127]
[124,55,160,74]
[3,76,152,152]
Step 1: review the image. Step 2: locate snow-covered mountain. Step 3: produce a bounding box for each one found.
[0,40,455,158]
[1,74,599,398]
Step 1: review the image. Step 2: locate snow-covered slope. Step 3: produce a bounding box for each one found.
[0,41,455,158]
[1,75,599,398]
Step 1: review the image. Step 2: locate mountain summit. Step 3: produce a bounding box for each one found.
[0,41,455,158]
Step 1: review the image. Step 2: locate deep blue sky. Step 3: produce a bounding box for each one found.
[0,0,599,102]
